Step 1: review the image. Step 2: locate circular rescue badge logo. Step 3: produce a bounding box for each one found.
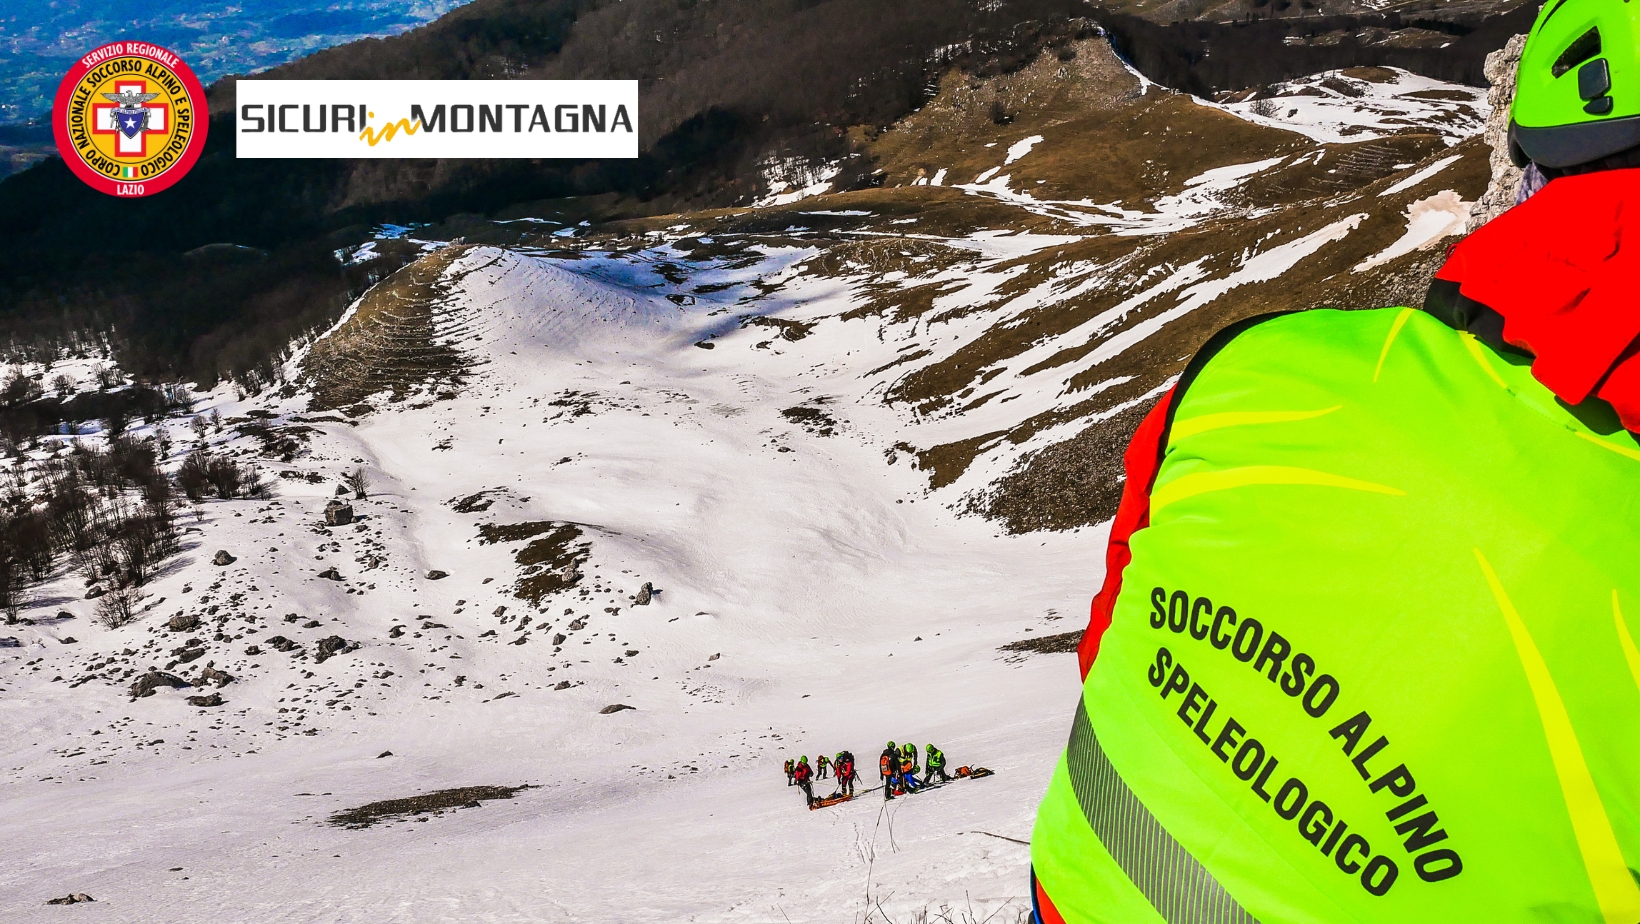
[52,42,208,197]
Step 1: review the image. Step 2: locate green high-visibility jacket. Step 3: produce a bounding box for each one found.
[1031,307,1640,924]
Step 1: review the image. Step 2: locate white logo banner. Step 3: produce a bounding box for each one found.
[235,80,638,159]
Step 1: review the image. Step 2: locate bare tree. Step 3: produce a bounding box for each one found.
[95,584,141,629]
[1,368,41,406]
[343,466,369,500]
[0,530,22,624]
[92,364,120,391]
[51,374,75,399]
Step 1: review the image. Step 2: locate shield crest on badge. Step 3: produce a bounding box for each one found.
[101,88,159,139]
[112,106,150,139]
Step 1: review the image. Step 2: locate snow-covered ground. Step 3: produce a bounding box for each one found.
[1212,67,1488,145]
[0,246,1092,923]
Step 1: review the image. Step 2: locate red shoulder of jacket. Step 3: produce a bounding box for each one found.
[1076,387,1173,680]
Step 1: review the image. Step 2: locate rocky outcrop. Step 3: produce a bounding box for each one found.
[315,636,358,663]
[130,671,190,699]
[324,501,354,526]
[1469,34,1529,232]
[212,550,236,566]
[168,614,199,632]
[198,666,235,687]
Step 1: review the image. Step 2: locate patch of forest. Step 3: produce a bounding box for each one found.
[1100,5,1537,96]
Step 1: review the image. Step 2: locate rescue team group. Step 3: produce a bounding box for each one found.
[783,742,953,807]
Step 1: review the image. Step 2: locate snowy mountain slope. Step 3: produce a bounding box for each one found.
[0,240,1089,923]
[0,35,1502,922]
[1212,66,1488,145]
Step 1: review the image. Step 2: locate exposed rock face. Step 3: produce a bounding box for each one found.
[425,569,448,580]
[45,894,94,905]
[318,567,343,581]
[198,666,235,687]
[168,614,199,632]
[1469,33,1529,233]
[599,703,635,714]
[186,692,223,707]
[324,501,354,526]
[212,550,236,566]
[634,582,654,605]
[315,635,357,663]
[130,671,190,699]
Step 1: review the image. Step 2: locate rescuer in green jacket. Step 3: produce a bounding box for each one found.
[1030,5,1640,921]
[925,744,951,785]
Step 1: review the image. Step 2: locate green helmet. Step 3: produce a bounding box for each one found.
[1512,0,1640,168]
[887,741,895,749]
[800,755,808,763]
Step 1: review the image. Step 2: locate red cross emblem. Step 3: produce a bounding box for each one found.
[90,80,170,158]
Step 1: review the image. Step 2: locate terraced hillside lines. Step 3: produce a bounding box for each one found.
[301,245,481,411]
